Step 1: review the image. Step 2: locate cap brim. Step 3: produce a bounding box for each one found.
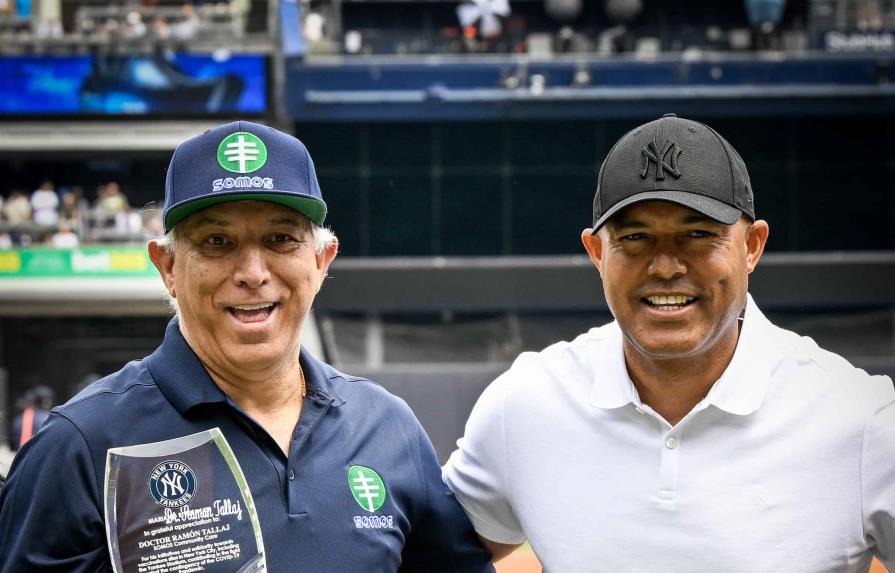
[165,191,327,232]
[592,190,742,233]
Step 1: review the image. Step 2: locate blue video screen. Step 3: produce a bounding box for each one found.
[0,53,267,116]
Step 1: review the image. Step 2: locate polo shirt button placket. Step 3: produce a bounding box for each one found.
[657,433,680,503]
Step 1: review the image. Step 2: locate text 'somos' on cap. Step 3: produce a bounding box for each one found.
[163,120,327,232]
[592,113,755,232]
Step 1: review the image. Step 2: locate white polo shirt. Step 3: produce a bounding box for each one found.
[443,296,895,572]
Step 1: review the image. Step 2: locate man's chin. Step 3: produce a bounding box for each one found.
[626,335,707,360]
[220,340,291,367]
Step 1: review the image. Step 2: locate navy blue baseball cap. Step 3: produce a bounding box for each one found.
[163,121,327,232]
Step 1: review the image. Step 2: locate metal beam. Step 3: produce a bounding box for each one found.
[0,121,221,152]
[315,252,895,312]
[0,252,892,315]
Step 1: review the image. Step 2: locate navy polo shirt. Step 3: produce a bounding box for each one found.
[0,319,494,572]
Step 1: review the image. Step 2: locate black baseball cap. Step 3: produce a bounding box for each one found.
[592,113,755,232]
[163,121,327,232]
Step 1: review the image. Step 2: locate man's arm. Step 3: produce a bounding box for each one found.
[398,420,494,573]
[862,398,895,568]
[479,536,521,562]
[0,413,108,572]
[442,371,528,551]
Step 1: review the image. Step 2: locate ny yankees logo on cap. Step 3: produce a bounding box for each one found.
[640,139,682,181]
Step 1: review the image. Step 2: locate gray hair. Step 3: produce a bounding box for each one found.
[154,220,337,315]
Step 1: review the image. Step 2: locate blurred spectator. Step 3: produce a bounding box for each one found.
[30,180,59,226]
[171,3,199,41]
[858,0,884,30]
[151,14,171,40]
[231,0,250,37]
[96,181,129,222]
[59,189,83,229]
[124,10,147,39]
[3,191,32,226]
[9,386,55,450]
[0,233,12,249]
[35,17,63,39]
[115,205,143,238]
[50,222,79,248]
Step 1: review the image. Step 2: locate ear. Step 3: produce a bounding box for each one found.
[744,219,769,274]
[315,238,339,292]
[580,228,605,277]
[148,240,177,299]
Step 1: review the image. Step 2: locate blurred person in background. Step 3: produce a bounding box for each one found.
[0,121,494,572]
[29,180,58,227]
[2,191,32,246]
[171,3,199,42]
[49,221,79,248]
[97,181,129,218]
[58,188,84,236]
[444,114,895,571]
[8,385,55,451]
[1,191,30,226]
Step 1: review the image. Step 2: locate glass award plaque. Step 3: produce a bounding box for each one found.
[104,428,266,573]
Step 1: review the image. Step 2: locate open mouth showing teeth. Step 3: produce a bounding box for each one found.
[228,302,278,322]
[642,295,697,311]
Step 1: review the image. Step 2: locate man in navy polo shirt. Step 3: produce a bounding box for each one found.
[0,122,494,572]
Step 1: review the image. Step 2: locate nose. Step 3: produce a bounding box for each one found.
[232,244,270,289]
[648,251,686,280]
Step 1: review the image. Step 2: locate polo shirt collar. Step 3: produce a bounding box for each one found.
[147,318,228,414]
[588,294,780,416]
[299,346,345,407]
[147,318,344,415]
[588,321,638,409]
[703,294,780,416]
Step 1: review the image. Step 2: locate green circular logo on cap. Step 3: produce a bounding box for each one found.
[347,465,387,513]
[217,132,268,174]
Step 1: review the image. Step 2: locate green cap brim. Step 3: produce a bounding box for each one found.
[165,192,327,232]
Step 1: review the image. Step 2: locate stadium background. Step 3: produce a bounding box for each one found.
[0,0,893,570]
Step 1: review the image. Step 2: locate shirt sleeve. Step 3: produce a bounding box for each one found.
[398,418,495,573]
[862,397,895,568]
[0,412,109,572]
[442,372,526,545]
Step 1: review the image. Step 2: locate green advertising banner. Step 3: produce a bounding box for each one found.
[0,247,156,278]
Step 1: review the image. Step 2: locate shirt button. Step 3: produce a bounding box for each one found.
[665,438,677,449]
[288,469,295,481]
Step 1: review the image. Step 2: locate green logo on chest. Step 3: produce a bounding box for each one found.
[348,465,387,513]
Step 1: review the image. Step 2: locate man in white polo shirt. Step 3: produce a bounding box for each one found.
[443,114,895,572]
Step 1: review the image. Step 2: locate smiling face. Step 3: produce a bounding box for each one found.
[149,201,337,377]
[582,200,768,362]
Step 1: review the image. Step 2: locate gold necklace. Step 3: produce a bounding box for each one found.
[299,365,307,399]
